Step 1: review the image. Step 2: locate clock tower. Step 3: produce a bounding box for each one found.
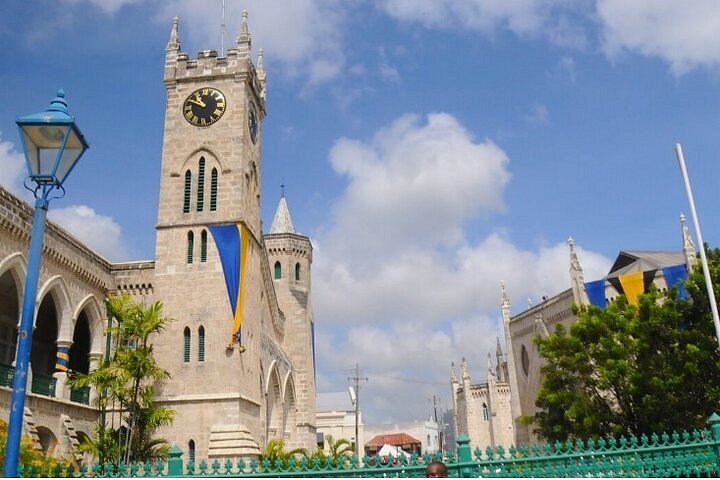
[150,12,311,459]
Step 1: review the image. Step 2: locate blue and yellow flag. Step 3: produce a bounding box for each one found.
[209,223,249,345]
[618,271,644,306]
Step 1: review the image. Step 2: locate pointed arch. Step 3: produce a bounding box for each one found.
[36,275,72,340]
[295,262,301,282]
[210,167,218,211]
[183,327,191,363]
[265,363,283,441]
[177,147,226,175]
[282,374,297,441]
[187,231,194,264]
[274,261,281,280]
[197,157,205,212]
[183,170,192,213]
[200,230,208,263]
[72,295,104,355]
[0,255,23,366]
[198,326,205,362]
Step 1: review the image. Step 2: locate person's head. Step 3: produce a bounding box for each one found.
[425,460,448,478]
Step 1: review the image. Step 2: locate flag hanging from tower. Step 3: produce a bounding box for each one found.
[209,223,250,347]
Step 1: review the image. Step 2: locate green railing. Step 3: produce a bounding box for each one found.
[0,362,14,387]
[70,386,91,405]
[15,414,720,478]
[30,372,56,397]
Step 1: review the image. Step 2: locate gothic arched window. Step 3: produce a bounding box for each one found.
[210,167,218,211]
[200,230,208,263]
[183,170,192,213]
[198,326,205,362]
[482,403,489,421]
[187,231,194,264]
[188,439,195,464]
[274,261,282,280]
[295,262,301,281]
[183,327,191,363]
[197,157,205,212]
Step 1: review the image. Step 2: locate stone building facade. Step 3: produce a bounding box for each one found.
[0,12,316,462]
[450,351,515,451]
[503,217,697,445]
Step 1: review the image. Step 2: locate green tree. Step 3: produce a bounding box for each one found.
[530,247,720,441]
[324,435,353,466]
[69,293,174,464]
[259,439,307,470]
[0,419,73,476]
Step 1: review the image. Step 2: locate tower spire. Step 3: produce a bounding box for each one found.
[269,193,296,234]
[236,9,251,50]
[166,16,180,52]
[681,213,697,269]
[569,237,590,305]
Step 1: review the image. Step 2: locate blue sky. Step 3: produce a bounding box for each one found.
[1,0,720,424]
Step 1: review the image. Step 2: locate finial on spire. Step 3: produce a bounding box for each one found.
[461,357,469,381]
[237,9,251,48]
[451,362,457,383]
[569,235,590,305]
[280,183,285,198]
[500,281,511,323]
[258,48,264,70]
[166,16,180,51]
[681,212,697,268]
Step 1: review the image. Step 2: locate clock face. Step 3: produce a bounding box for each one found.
[183,87,226,127]
[248,102,258,144]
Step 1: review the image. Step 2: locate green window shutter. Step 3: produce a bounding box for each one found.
[295,262,301,281]
[187,231,194,264]
[183,327,190,363]
[198,326,205,362]
[210,168,218,211]
[274,261,282,279]
[188,440,195,464]
[183,171,191,213]
[197,157,205,212]
[200,230,207,263]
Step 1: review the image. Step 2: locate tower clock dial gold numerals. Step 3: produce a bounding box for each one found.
[182,87,226,127]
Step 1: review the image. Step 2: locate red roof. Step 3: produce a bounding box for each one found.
[365,433,421,448]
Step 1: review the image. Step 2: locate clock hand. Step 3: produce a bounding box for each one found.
[187,98,206,108]
[191,94,207,108]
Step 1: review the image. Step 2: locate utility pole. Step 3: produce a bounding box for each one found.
[432,395,445,453]
[348,363,368,456]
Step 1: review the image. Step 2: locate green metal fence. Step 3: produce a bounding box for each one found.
[15,414,720,477]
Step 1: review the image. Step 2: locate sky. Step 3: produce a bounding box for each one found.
[2,0,720,425]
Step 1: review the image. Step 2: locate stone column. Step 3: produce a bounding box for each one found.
[53,340,73,400]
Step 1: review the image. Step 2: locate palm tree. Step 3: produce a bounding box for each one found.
[324,435,353,467]
[260,439,308,470]
[69,294,174,465]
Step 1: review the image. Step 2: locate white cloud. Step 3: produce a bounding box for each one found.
[313,113,611,421]
[0,133,27,197]
[49,205,130,261]
[523,102,549,125]
[63,0,143,15]
[379,0,588,49]
[597,0,720,75]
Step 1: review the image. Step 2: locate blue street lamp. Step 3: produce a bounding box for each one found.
[4,90,88,477]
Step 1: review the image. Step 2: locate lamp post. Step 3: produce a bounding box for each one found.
[4,90,88,477]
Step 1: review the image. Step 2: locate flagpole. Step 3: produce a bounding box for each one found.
[675,143,720,349]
